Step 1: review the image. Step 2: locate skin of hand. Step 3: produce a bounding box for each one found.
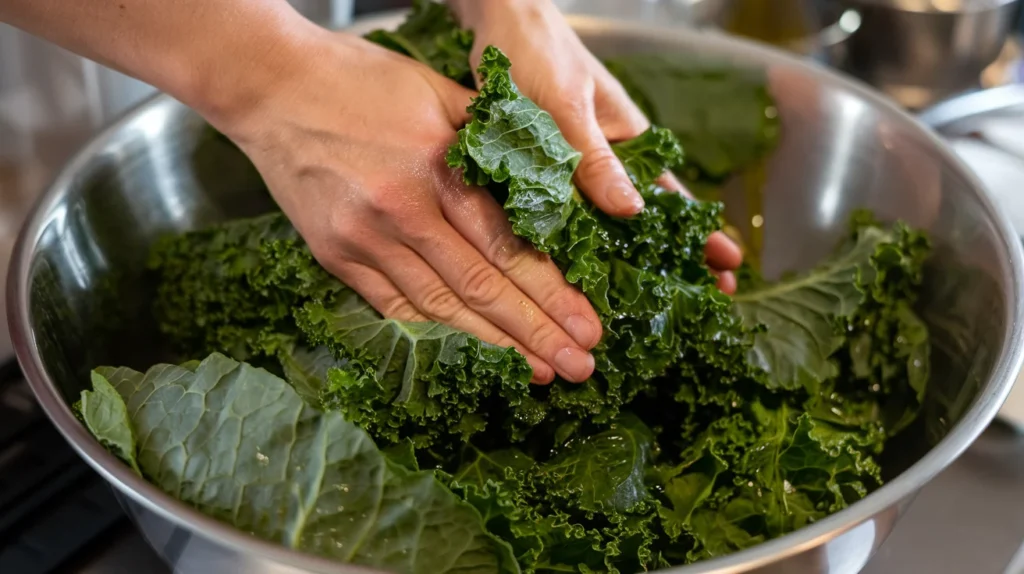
[0,0,740,385]
[449,0,743,292]
[224,28,604,385]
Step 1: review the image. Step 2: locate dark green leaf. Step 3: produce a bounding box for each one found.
[87,354,519,574]
[364,0,475,85]
[78,372,141,475]
[539,414,655,513]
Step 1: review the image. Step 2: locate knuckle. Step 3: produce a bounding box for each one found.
[527,320,566,355]
[487,227,530,270]
[578,147,623,179]
[419,284,463,320]
[381,297,421,321]
[460,263,506,308]
[542,289,581,316]
[544,83,590,118]
[365,182,406,218]
[400,221,436,244]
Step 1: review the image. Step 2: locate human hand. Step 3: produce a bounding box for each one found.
[450,0,743,292]
[214,23,601,385]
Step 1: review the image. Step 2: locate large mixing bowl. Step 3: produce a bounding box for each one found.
[7,13,1024,574]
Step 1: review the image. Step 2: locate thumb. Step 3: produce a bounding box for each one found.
[560,113,644,217]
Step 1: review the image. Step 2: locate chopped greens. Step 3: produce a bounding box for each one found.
[78,3,931,573]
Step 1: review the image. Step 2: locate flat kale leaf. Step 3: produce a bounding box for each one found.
[80,353,519,573]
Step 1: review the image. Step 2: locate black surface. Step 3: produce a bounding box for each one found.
[0,359,133,574]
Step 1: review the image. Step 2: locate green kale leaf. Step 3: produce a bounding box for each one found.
[365,0,475,85]
[603,54,779,183]
[80,353,519,573]
[150,213,535,448]
[86,7,934,572]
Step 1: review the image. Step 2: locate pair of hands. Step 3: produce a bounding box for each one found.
[219,0,741,385]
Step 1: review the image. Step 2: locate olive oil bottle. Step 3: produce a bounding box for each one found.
[720,0,822,54]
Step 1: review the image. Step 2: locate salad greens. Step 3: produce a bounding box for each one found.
[77,2,931,572]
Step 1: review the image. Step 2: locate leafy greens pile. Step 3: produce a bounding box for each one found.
[76,2,931,573]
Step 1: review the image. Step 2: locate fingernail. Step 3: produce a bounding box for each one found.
[554,348,595,383]
[565,314,600,349]
[717,270,737,295]
[608,183,645,215]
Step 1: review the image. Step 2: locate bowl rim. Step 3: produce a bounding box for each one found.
[8,11,1024,574]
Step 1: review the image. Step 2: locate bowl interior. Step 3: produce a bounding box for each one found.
[11,18,1020,572]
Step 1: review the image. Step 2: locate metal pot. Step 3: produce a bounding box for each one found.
[7,12,1024,574]
[838,0,1022,110]
[686,0,863,67]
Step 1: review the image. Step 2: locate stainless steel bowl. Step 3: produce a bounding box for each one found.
[687,0,863,67]
[839,0,1022,110]
[8,12,1024,574]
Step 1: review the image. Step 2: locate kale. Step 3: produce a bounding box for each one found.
[364,0,475,85]
[78,354,518,573]
[603,54,780,185]
[80,4,931,573]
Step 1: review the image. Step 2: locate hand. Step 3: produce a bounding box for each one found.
[215,23,601,385]
[450,0,743,292]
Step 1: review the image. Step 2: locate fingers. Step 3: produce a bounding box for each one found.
[593,70,651,143]
[706,233,744,271]
[364,247,559,384]
[397,215,596,383]
[657,169,745,274]
[440,184,603,348]
[552,98,646,218]
[715,270,738,295]
[328,261,428,322]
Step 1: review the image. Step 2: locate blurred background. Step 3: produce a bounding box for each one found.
[3,1,1024,573]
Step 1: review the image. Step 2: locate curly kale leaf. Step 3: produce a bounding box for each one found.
[131,14,932,572]
[80,353,519,574]
[734,213,931,437]
[446,427,662,574]
[732,226,892,393]
[365,0,475,85]
[150,214,535,448]
[299,293,534,446]
[537,414,655,514]
[449,46,742,424]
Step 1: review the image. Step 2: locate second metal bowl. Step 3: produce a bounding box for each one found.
[840,0,1022,109]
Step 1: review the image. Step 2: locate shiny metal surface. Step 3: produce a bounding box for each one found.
[838,0,1022,110]
[8,12,1024,574]
[918,84,1024,430]
[686,0,862,66]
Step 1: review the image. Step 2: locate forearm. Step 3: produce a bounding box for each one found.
[0,0,315,126]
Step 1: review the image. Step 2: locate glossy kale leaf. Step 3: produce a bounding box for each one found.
[732,226,891,393]
[537,414,655,514]
[734,213,932,435]
[80,353,519,574]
